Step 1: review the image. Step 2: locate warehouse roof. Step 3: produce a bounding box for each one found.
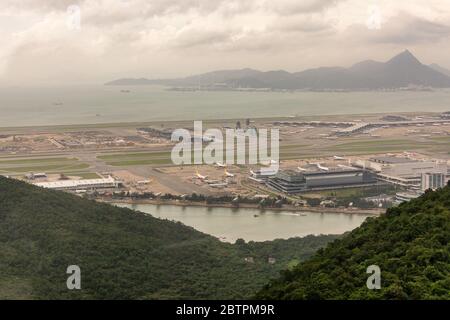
[34,176,117,189]
[369,156,417,164]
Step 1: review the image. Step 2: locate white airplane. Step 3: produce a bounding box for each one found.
[312,163,329,171]
[215,162,226,168]
[333,156,345,160]
[195,170,208,180]
[224,169,234,177]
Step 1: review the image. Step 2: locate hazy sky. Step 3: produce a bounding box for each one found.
[1,0,450,85]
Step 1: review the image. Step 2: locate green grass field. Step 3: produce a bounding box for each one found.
[0,157,89,174]
[99,144,313,167]
[0,157,77,165]
[0,163,90,174]
[98,151,173,166]
[331,139,432,153]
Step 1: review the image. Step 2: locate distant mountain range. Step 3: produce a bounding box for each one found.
[106,50,450,90]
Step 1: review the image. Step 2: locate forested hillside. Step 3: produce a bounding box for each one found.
[257,184,450,300]
[0,177,337,299]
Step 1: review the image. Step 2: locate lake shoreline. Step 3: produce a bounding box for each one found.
[111,200,377,242]
[100,198,384,216]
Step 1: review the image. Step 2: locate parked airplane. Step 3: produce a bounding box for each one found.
[215,162,226,168]
[195,170,208,180]
[333,156,345,160]
[224,169,234,177]
[312,163,329,171]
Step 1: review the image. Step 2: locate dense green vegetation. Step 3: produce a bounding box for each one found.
[0,176,337,299]
[257,184,450,300]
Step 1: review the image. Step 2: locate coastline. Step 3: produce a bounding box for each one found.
[100,198,385,216]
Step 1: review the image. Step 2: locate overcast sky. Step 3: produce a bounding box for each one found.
[1,0,450,86]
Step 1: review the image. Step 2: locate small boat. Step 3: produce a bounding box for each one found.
[293,212,307,217]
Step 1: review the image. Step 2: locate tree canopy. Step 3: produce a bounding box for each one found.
[0,176,336,299]
[257,184,450,300]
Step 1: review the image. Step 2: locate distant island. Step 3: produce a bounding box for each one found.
[106,50,450,91]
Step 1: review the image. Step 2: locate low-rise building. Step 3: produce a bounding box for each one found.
[33,176,120,191]
[395,191,423,203]
[354,156,448,188]
[267,168,377,194]
[249,168,277,183]
[421,172,446,191]
[25,172,47,180]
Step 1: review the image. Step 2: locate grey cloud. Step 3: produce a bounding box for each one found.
[273,16,335,33]
[342,12,450,47]
[2,0,85,12]
[269,0,346,15]
[62,1,251,29]
[378,14,450,44]
[172,28,232,49]
[3,0,450,86]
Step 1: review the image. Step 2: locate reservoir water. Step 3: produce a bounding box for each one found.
[116,203,374,243]
[1,85,450,127]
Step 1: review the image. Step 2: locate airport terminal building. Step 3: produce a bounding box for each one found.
[354,156,449,188]
[267,168,377,194]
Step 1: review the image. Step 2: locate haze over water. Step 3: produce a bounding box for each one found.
[1,85,450,127]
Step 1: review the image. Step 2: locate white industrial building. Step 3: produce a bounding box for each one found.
[395,191,423,203]
[34,176,119,191]
[421,172,446,191]
[354,156,448,188]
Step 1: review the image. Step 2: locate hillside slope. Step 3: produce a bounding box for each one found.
[256,184,450,300]
[0,177,337,299]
